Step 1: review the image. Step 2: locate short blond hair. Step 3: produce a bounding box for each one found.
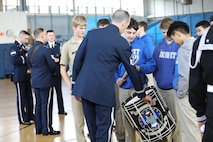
[72,15,87,27]
[159,18,173,30]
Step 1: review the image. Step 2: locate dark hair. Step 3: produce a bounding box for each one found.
[195,20,210,28]
[19,30,30,36]
[167,21,189,37]
[138,21,148,31]
[97,18,110,28]
[47,29,54,33]
[210,15,213,22]
[127,18,138,31]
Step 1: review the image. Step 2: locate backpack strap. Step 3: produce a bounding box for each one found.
[30,43,43,64]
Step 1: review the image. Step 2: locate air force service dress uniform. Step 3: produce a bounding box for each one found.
[10,40,34,124]
[72,24,146,142]
[44,41,66,114]
[28,41,57,135]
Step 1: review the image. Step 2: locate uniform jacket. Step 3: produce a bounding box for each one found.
[28,41,57,88]
[44,41,61,75]
[189,26,213,120]
[60,37,81,77]
[72,24,145,107]
[115,38,156,89]
[10,40,30,82]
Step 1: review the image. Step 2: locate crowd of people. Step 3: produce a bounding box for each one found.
[9,9,213,142]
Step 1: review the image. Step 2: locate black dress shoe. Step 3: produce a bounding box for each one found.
[36,130,42,135]
[58,112,67,115]
[20,122,31,125]
[49,130,61,135]
[42,132,49,136]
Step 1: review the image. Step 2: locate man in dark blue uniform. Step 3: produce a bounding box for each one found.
[28,28,60,136]
[10,30,34,125]
[45,30,67,115]
[72,10,153,142]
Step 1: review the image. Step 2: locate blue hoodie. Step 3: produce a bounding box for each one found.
[115,38,156,89]
[137,33,155,54]
[153,38,179,89]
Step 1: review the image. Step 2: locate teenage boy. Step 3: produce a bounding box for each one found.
[137,21,155,54]
[137,21,155,86]
[153,18,181,142]
[115,18,156,142]
[167,21,202,142]
[195,20,210,37]
[97,18,110,28]
[60,15,87,142]
[189,22,213,142]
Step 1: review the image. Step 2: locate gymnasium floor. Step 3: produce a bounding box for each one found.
[0,78,118,142]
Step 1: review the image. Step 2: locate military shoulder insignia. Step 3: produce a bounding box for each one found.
[10,50,16,56]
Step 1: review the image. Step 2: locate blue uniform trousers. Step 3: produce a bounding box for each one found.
[15,80,34,123]
[82,99,114,142]
[34,87,53,133]
[51,74,65,113]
